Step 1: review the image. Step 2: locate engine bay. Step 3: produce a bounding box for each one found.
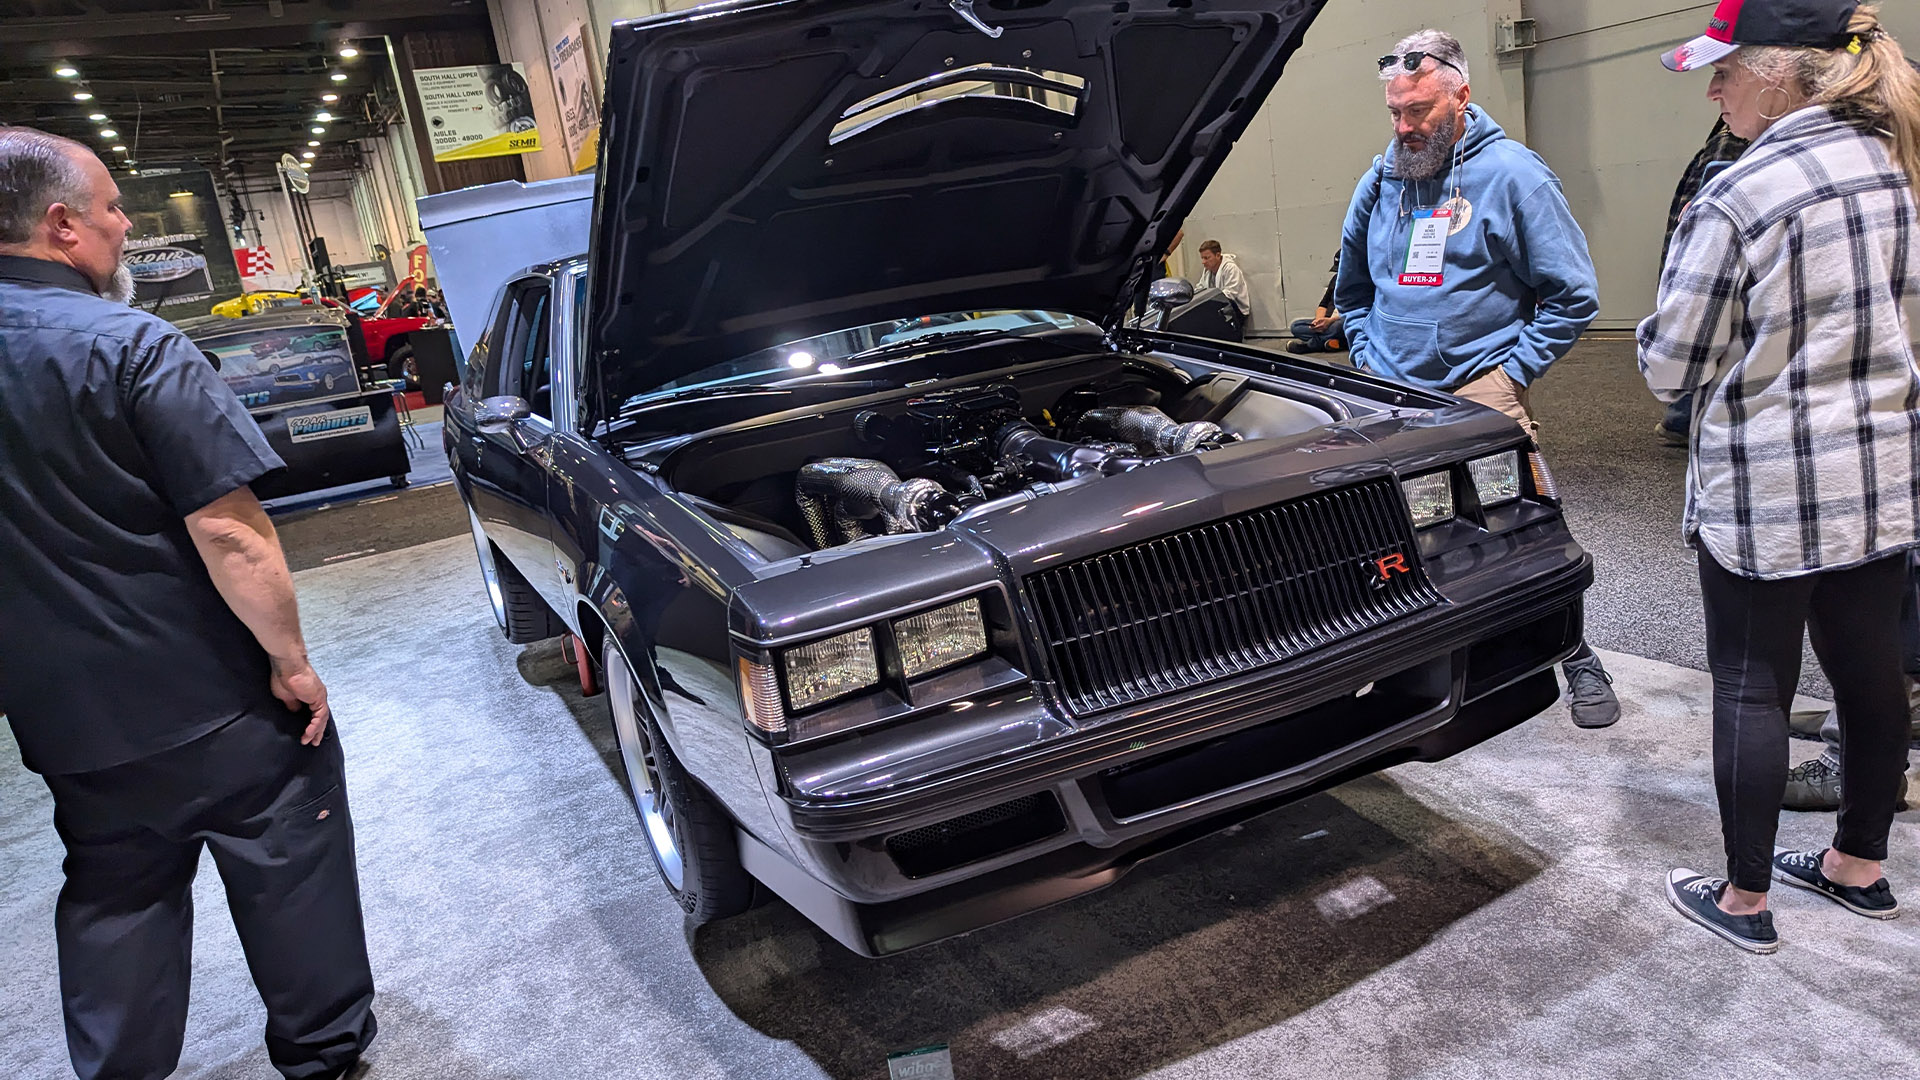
[659,351,1367,558]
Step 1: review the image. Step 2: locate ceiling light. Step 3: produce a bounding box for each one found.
[98,129,116,139]
[330,72,347,82]
[169,188,194,199]
[314,111,332,122]
[128,168,139,175]
[338,45,358,58]
[308,140,320,147]
[111,145,126,152]
[299,162,311,169]
[302,151,315,160]
[321,93,338,103]
[87,112,106,121]
[54,65,78,78]
[72,91,93,101]
[312,126,326,134]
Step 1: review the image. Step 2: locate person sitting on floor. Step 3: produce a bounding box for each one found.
[1288,254,1346,354]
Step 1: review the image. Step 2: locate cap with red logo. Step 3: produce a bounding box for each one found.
[1663,0,1859,72]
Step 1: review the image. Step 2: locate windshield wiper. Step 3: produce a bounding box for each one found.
[840,328,1009,364]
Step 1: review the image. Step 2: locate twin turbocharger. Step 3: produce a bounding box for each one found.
[794,403,1230,549]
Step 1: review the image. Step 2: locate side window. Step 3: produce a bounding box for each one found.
[487,279,555,422]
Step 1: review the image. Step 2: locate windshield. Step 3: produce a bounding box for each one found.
[630,309,1093,405]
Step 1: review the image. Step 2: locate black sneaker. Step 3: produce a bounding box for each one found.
[1771,848,1901,920]
[1286,340,1313,355]
[1563,653,1620,729]
[1666,869,1780,953]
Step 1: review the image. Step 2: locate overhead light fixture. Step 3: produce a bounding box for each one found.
[302,151,316,160]
[54,64,78,78]
[168,188,194,199]
[308,140,320,147]
[321,93,339,102]
[128,168,139,175]
[314,111,332,122]
[72,91,93,101]
[87,112,106,121]
[338,45,358,58]
[111,144,126,152]
[98,129,116,139]
[299,162,311,169]
[329,71,347,82]
[311,126,326,134]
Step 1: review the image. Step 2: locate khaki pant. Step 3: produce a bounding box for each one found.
[1454,366,1538,437]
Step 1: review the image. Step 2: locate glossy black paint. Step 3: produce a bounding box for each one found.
[587,0,1331,407]
[447,249,1593,953]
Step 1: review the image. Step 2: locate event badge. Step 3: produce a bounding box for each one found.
[1399,207,1453,287]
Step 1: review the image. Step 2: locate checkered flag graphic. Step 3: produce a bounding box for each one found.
[237,246,275,278]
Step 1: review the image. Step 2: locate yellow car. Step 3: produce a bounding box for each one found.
[211,291,303,318]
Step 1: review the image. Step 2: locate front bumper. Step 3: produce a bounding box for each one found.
[743,547,1590,956]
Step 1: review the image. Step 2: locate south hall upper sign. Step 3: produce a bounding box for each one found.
[415,63,544,162]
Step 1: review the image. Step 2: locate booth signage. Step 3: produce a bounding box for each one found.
[407,244,431,285]
[416,63,543,162]
[549,21,601,174]
[280,152,310,195]
[288,406,374,444]
[125,234,213,308]
[200,324,360,411]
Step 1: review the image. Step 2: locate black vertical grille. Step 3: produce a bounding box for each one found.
[1023,479,1441,717]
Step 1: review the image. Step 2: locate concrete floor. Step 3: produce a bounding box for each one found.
[3,342,1918,1078]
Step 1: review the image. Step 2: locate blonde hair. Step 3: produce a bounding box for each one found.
[1739,5,1920,191]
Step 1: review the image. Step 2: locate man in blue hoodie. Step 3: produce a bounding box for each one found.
[1335,29,1619,729]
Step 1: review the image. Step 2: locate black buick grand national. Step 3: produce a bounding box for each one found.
[441,0,1593,956]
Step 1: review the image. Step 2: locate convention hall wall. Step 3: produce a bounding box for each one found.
[1181,0,1920,335]
[1526,0,1920,330]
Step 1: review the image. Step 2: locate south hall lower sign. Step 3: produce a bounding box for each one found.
[415,63,543,163]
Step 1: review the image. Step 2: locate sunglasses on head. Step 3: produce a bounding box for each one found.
[1378,51,1465,77]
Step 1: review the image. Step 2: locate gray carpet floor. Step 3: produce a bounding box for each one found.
[4,344,1916,1078]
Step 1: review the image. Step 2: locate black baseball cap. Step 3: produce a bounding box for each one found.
[1663,0,1859,72]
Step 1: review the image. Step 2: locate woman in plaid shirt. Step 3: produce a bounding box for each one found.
[1640,0,1920,953]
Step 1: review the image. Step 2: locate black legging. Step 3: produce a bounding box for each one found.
[1698,548,1912,892]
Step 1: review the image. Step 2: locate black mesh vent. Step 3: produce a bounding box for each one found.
[885,792,1067,879]
[1024,479,1442,717]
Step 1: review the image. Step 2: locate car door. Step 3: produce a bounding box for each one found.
[465,275,565,615]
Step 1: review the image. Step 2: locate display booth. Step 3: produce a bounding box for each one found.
[178,310,413,498]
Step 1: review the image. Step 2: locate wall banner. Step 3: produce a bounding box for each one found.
[416,63,543,163]
[550,22,601,174]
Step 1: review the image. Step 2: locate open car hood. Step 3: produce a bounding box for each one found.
[587,0,1327,408]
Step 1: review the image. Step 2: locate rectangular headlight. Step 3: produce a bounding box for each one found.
[1468,451,1522,507]
[1401,472,1455,529]
[782,627,880,711]
[895,597,988,679]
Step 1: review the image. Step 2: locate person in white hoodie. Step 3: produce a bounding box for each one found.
[1196,240,1251,326]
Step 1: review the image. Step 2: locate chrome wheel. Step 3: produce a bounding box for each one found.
[466,504,508,630]
[604,642,685,890]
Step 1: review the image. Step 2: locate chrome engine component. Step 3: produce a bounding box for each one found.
[1076,406,1231,456]
[796,458,965,548]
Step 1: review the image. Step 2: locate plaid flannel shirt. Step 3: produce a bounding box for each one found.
[1638,106,1920,579]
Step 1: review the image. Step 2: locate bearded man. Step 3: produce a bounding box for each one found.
[0,126,376,1080]
[1332,31,1620,729]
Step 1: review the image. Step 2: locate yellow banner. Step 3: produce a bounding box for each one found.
[434,129,542,163]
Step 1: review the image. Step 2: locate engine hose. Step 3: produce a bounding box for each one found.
[797,493,835,550]
[796,458,965,541]
[1077,406,1229,456]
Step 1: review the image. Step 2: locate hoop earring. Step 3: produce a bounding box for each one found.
[1758,84,1794,121]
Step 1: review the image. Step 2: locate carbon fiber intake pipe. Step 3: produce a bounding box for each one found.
[795,458,964,548]
[1076,406,1229,456]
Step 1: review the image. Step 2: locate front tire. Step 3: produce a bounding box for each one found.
[603,639,753,923]
[387,344,418,390]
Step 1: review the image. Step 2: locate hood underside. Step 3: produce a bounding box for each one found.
[588,0,1327,405]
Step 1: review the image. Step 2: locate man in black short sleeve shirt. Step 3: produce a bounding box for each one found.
[0,127,375,1080]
